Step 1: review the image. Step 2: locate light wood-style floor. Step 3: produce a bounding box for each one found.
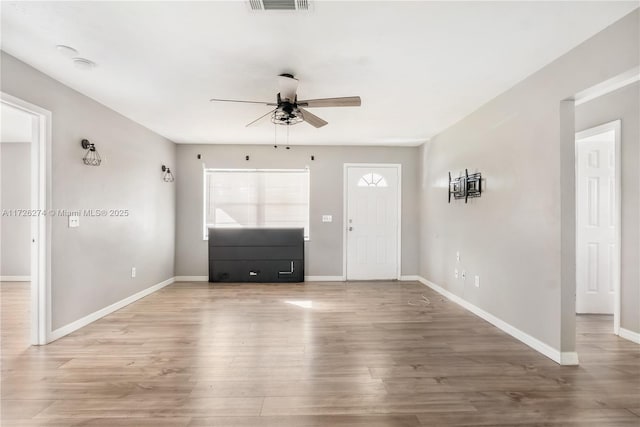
[1,280,639,426]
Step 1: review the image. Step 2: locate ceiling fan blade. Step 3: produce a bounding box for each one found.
[299,108,328,128]
[297,96,361,108]
[210,98,277,106]
[245,109,277,127]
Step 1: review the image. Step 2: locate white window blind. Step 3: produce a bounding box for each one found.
[204,169,310,239]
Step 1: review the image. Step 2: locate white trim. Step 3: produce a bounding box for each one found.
[49,277,175,342]
[0,276,31,282]
[202,162,208,240]
[343,163,402,281]
[175,275,208,282]
[399,275,420,281]
[619,328,640,344]
[1,93,52,346]
[574,66,639,106]
[575,120,622,335]
[203,168,310,173]
[415,276,576,365]
[560,352,580,365]
[304,275,346,282]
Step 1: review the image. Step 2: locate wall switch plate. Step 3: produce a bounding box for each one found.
[461,270,466,280]
[68,215,79,228]
[322,215,333,223]
[475,275,480,288]
[131,267,136,278]
[454,268,459,279]
[456,251,460,262]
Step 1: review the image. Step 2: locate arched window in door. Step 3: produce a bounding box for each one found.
[357,172,388,187]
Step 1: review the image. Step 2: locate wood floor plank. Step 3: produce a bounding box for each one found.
[2,281,639,426]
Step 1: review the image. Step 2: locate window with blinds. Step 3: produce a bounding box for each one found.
[203,169,310,239]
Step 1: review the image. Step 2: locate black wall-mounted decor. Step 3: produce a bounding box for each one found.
[448,169,482,203]
[448,172,466,202]
[466,170,482,201]
[208,228,304,283]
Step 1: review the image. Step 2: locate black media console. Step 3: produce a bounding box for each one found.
[208,228,304,283]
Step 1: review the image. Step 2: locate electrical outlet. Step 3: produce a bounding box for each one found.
[68,215,80,228]
[454,268,459,279]
[461,270,466,280]
[131,267,136,278]
[475,275,480,288]
[456,251,460,262]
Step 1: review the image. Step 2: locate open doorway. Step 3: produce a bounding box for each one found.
[1,93,51,347]
[575,121,621,335]
[1,102,33,351]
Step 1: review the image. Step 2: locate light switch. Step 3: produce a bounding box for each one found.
[322,215,332,223]
[68,215,80,228]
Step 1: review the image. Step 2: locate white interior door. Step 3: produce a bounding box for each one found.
[345,165,399,280]
[576,129,616,314]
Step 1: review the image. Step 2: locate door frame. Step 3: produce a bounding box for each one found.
[343,163,402,281]
[1,92,52,345]
[575,119,621,334]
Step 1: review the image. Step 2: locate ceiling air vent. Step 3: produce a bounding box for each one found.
[248,0,310,11]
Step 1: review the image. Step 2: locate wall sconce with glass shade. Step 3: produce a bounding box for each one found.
[162,165,175,182]
[81,139,101,166]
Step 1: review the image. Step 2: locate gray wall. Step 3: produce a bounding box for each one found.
[0,143,31,277]
[175,144,419,277]
[1,52,177,330]
[418,10,639,353]
[575,82,640,334]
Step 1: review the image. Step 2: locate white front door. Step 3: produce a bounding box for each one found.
[576,129,616,314]
[345,165,399,280]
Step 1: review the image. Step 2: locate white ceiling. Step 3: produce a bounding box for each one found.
[1,103,32,143]
[1,1,637,146]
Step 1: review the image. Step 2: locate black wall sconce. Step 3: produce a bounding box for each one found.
[81,139,101,166]
[161,165,175,182]
[448,169,482,203]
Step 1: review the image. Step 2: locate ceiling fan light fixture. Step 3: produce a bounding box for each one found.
[271,108,303,125]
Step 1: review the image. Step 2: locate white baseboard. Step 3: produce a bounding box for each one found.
[0,276,31,282]
[619,327,640,344]
[399,275,420,281]
[49,277,175,342]
[305,275,346,282]
[416,276,575,365]
[175,276,208,282]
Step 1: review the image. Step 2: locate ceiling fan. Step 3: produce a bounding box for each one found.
[209,74,361,128]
